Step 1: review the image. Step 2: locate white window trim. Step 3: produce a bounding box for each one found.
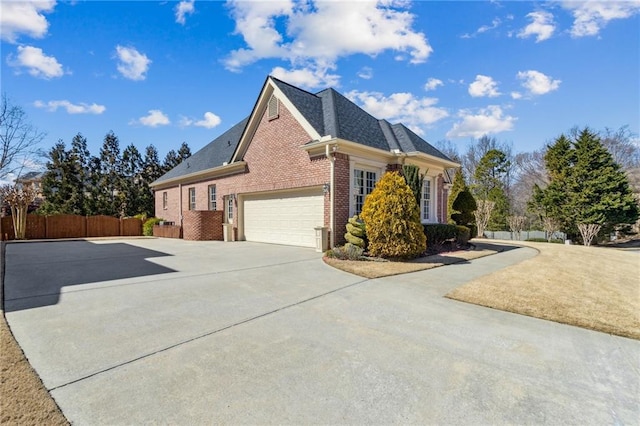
[226,196,234,224]
[162,192,168,210]
[349,158,385,217]
[421,175,438,224]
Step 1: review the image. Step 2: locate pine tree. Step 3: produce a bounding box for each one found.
[473,149,510,230]
[39,141,75,214]
[98,131,123,216]
[534,128,639,241]
[69,133,90,215]
[141,145,163,217]
[571,129,639,235]
[121,144,144,217]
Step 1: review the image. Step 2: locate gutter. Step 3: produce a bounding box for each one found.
[150,161,247,190]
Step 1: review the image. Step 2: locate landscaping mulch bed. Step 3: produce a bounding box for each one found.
[324,246,498,279]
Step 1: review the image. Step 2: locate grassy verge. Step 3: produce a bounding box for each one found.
[0,315,69,425]
[446,240,640,340]
[0,241,68,425]
[324,246,499,279]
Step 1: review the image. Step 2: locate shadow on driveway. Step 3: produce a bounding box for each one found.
[3,240,175,312]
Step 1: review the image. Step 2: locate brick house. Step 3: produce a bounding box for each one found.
[150,76,459,248]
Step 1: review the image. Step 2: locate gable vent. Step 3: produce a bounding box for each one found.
[267,94,279,120]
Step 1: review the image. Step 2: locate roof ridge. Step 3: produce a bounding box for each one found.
[269,75,320,98]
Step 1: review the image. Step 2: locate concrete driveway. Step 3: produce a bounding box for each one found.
[4,239,639,424]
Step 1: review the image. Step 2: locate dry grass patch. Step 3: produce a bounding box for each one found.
[0,314,68,425]
[324,248,497,279]
[446,241,640,340]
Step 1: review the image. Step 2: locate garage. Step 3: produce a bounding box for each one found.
[242,187,325,248]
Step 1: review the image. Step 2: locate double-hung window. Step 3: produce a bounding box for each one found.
[422,178,432,222]
[189,188,196,210]
[162,192,168,210]
[353,168,377,215]
[208,185,217,210]
[226,196,234,223]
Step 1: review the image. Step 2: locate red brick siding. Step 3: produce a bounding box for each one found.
[437,174,446,223]
[157,100,330,238]
[183,210,224,241]
[155,186,181,224]
[333,153,351,246]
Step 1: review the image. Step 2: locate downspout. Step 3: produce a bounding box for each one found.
[178,183,183,227]
[327,144,336,248]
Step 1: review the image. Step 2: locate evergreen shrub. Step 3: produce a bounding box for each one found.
[360,172,426,259]
[143,217,163,236]
[423,224,458,245]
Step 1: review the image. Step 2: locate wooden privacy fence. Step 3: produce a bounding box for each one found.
[0,214,143,241]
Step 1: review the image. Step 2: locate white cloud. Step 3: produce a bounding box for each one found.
[447,105,516,138]
[115,45,151,81]
[562,1,640,37]
[518,10,555,42]
[0,0,56,43]
[8,45,64,79]
[175,0,195,25]
[180,112,221,129]
[225,0,431,88]
[424,78,443,91]
[346,90,449,134]
[468,75,500,98]
[34,100,105,114]
[132,110,170,127]
[271,65,340,89]
[510,91,523,100]
[357,66,373,80]
[517,70,561,96]
[462,17,502,38]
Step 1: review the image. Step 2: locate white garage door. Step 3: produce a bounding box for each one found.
[243,188,324,247]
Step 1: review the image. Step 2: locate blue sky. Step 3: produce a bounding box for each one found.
[1,0,639,172]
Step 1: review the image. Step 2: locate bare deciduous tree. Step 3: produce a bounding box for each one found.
[474,199,495,238]
[542,216,561,242]
[577,223,602,247]
[0,184,36,239]
[507,215,527,240]
[0,94,45,180]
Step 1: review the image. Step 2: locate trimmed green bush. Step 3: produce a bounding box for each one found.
[423,223,458,245]
[143,217,163,236]
[456,225,471,245]
[325,244,364,260]
[525,238,564,244]
[344,215,367,249]
[361,172,426,259]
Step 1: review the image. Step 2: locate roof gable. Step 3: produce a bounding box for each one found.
[231,76,322,162]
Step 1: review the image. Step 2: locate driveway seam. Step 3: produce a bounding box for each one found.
[4,257,322,303]
[48,276,369,392]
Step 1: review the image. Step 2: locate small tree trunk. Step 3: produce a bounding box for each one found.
[577,223,601,246]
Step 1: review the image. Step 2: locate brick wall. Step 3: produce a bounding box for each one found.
[156,186,181,224]
[158,99,331,239]
[333,153,351,246]
[183,210,224,241]
[437,174,446,223]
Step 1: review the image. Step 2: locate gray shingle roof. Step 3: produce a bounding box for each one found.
[154,117,249,183]
[153,76,454,185]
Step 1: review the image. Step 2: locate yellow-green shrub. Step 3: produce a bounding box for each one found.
[360,171,426,259]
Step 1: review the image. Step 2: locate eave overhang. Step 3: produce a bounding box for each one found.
[150,161,247,190]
